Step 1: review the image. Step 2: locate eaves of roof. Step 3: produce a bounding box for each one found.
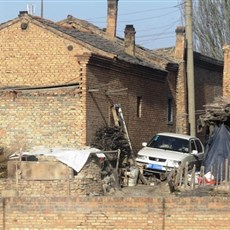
[154,47,224,72]
[88,54,168,79]
[192,51,223,72]
[0,17,20,30]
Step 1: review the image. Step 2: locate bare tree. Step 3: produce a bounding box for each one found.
[181,0,230,59]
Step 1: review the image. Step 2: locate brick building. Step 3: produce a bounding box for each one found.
[57,2,224,143]
[154,27,223,141]
[0,0,223,154]
[0,10,177,153]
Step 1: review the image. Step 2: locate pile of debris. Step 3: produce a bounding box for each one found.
[198,96,230,131]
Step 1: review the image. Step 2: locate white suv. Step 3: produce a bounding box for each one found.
[136,132,204,180]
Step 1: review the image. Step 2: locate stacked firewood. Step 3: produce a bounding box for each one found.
[198,96,230,128]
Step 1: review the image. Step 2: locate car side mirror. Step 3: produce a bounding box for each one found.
[142,142,147,147]
[191,150,198,155]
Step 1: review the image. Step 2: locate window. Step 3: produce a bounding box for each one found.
[137,96,142,118]
[195,139,203,153]
[167,98,173,124]
[190,140,196,152]
[148,135,189,153]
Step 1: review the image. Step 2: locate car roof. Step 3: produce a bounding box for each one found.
[156,132,196,140]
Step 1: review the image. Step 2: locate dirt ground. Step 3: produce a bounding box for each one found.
[106,180,174,197]
[105,178,230,198]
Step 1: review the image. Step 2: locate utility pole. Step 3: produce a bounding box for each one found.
[185,0,196,136]
[41,0,43,18]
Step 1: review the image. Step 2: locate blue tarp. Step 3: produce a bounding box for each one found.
[202,124,230,180]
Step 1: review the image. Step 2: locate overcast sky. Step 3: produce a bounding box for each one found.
[0,0,183,50]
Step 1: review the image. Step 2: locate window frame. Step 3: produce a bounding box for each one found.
[137,96,142,118]
[167,97,173,124]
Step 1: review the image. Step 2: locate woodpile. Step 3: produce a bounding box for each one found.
[198,96,230,131]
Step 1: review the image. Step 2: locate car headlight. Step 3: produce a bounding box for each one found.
[137,154,148,160]
[167,160,181,168]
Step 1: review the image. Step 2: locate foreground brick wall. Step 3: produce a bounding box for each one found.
[165,197,230,229]
[0,196,229,229]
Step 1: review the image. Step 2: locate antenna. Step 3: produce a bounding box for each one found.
[27,4,36,15]
[41,0,43,18]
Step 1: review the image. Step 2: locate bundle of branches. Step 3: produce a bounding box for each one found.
[198,97,230,128]
[91,126,131,167]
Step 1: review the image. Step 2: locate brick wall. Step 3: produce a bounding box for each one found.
[0,20,90,148]
[194,65,223,141]
[0,89,84,149]
[0,196,229,229]
[85,57,173,153]
[174,27,223,139]
[0,155,103,197]
[174,27,188,135]
[0,21,87,86]
[0,18,175,152]
[223,45,230,97]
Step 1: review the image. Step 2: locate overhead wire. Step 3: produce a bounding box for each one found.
[86,1,184,49]
[136,16,181,48]
[90,7,180,24]
[117,18,181,33]
[118,9,180,23]
[86,2,184,21]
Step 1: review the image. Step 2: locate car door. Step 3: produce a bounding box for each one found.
[190,139,204,161]
[194,139,204,161]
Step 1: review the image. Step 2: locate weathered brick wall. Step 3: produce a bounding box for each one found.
[194,65,223,142]
[0,89,84,149]
[0,155,103,197]
[223,45,230,97]
[0,20,86,86]
[166,70,177,133]
[174,27,188,135]
[0,20,90,148]
[85,58,173,153]
[195,67,223,110]
[0,196,229,229]
[164,197,230,229]
[174,27,223,139]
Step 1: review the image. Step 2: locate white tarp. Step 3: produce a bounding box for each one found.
[9,146,102,172]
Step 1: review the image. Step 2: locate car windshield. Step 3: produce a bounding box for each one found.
[147,135,189,153]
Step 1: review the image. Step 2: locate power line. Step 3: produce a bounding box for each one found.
[119,9,179,23]
[136,31,177,39]
[138,34,175,43]
[137,35,175,48]
[116,18,181,33]
[86,2,182,21]
[118,3,183,16]
[116,16,180,46]
[90,8,180,24]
